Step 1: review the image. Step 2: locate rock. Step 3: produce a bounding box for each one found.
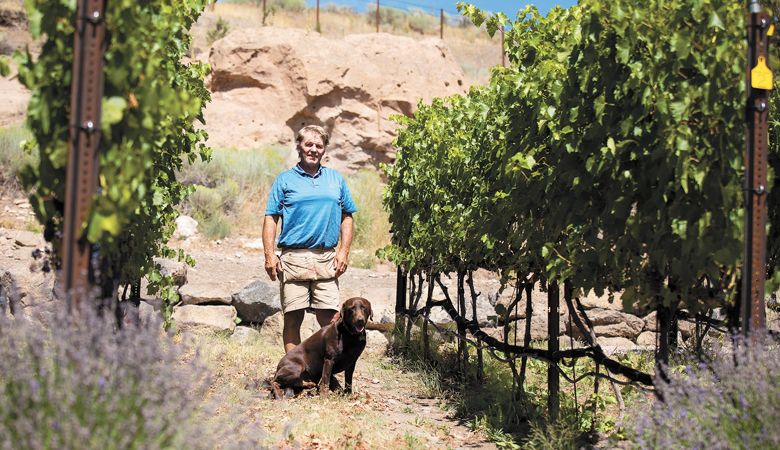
[231,325,262,344]
[14,237,39,248]
[578,289,623,311]
[570,308,644,340]
[138,300,156,327]
[678,320,695,340]
[205,28,467,172]
[179,282,232,305]
[598,337,637,355]
[636,331,656,347]
[487,312,569,343]
[259,311,320,345]
[155,258,188,287]
[172,304,237,334]
[231,279,281,323]
[0,233,56,319]
[643,312,695,339]
[365,330,389,355]
[174,215,199,239]
[643,311,658,332]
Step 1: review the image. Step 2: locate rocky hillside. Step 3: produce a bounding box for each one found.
[0,3,470,173]
[204,28,468,172]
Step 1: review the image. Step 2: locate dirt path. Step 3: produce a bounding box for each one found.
[197,330,497,449]
[174,240,498,448]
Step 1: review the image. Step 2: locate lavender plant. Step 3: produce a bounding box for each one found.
[0,304,223,450]
[633,334,780,449]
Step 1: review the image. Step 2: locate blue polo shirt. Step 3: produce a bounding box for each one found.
[265,164,358,249]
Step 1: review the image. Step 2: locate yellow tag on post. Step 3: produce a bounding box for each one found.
[769,24,775,37]
[752,56,774,90]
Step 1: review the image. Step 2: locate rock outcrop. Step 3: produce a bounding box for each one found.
[204,28,467,172]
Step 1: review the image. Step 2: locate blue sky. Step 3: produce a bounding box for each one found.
[309,0,577,16]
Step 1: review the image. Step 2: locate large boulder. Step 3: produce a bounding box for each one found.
[259,311,320,345]
[179,282,232,305]
[174,215,199,240]
[636,331,656,347]
[172,304,237,334]
[204,28,467,172]
[231,325,262,344]
[578,289,624,311]
[569,308,644,340]
[231,279,281,323]
[598,337,638,355]
[155,258,188,287]
[365,329,389,355]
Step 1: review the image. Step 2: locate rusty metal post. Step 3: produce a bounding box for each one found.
[316,0,320,32]
[62,0,107,309]
[375,0,380,33]
[440,9,443,39]
[742,2,771,335]
[547,281,560,421]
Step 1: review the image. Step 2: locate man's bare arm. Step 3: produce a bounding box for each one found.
[335,213,353,277]
[263,215,280,281]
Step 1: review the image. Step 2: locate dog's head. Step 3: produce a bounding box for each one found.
[338,297,373,335]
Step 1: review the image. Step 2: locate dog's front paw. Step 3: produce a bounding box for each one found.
[318,383,330,397]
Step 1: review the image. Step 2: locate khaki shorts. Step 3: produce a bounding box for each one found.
[279,248,340,313]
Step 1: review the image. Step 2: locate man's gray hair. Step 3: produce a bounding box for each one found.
[295,125,330,147]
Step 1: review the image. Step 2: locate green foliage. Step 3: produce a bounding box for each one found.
[383,0,780,314]
[0,56,9,77]
[206,16,230,45]
[15,0,211,322]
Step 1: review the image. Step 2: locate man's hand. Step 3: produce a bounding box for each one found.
[265,254,280,281]
[334,251,349,277]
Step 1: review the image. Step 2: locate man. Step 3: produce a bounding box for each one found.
[263,125,357,353]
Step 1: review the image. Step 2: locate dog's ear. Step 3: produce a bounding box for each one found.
[365,300,373,321]
[335,302,348,325]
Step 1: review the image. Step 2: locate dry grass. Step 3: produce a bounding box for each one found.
[192,3,502,84]
[188,331,470,448]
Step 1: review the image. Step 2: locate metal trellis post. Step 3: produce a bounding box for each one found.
[547,281,560,421]
[62,0,106,309]
[742,1,771,335]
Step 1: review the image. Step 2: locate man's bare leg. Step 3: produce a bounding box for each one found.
[283,309,306,353]
[315,309,337,327]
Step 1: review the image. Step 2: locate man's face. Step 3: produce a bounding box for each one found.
[298,133,326,167]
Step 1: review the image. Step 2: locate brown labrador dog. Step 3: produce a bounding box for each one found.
[270,297,372,399]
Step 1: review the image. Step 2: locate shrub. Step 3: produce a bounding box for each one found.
[346,169,390,264]
[633,334,780,449]
[202,211,233,239]
[366,5,407,29]
[271,0,306,12]
[406,9,437,34]
[323,3,356,14]
[179,146,287,237]
[0,304,219,450]
[0,126,35,191]
[206,16,230,45]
